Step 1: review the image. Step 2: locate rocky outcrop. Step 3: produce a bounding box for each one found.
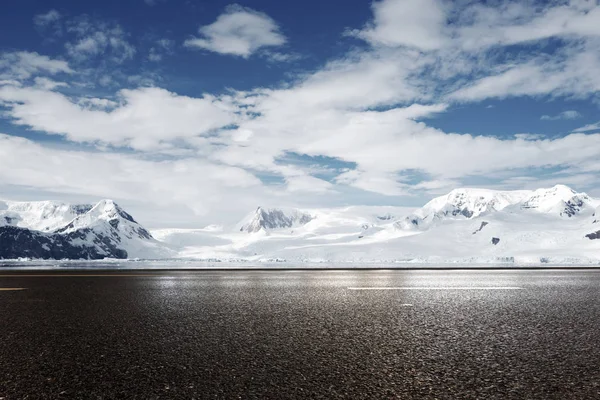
[586,231,600,240]
[0,199,168,260]
[0,226,127,259]
[473,221,489,234]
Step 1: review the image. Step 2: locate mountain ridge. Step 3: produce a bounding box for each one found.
[2,184,599,263]
[0,198,171,260]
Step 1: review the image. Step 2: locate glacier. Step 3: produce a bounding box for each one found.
[1,184,600,266]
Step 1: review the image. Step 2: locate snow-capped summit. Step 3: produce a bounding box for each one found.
[520,185,598,217]
[0,200,92,231]
[56,199,149,237]
[54,199,170,258]
[238,207,314,233]
[395,187,529,230]
[0,198,172,260]
[395,185,598,231]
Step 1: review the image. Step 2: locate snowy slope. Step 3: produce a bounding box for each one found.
[0,199,173,260]
[55,200,173,259]
[155,185,600,264]
[0,200,92,231]
[395,185,599,231]
[395,188,530,230]
[154,205,418,261]
[238,207,314,233]
[519,185,599,217]
[4,185,599,264]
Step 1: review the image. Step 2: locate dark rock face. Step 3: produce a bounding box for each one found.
[451,208,474,218]
[0,226,128,260]
[562,198,585,217]
[473,221,489,234]
[70,204,93,215]
[586,231,600,240]
[491,237,500,245]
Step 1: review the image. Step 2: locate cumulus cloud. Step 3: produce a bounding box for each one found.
[541,110,582,121]
[0,86,236,150]
[0,51,72,81]
[355,0,600,51]
[0,134,265,226]
[3,0,600,218]
[354,0,448,50]
[184,4,286,58]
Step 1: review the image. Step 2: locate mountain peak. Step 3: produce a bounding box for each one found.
[396,185,597,231]
[550,184,576,193]
[0,200,93,232]
[520,185,594,216]
[239,207,313,233]
[87,199,136,223]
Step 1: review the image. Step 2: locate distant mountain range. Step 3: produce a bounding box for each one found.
[2,185,600,264]
[0,199,171,260]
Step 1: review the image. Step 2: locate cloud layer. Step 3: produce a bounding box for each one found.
[2,0,600,225]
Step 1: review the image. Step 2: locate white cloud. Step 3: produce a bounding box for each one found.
[33,77,69,90]
[66,17,136,63]
[0,51,73,81]
[148,38,174,62]
[285,174,333,194]
[4,0,600,219]
[573,121,600,133]
[354,0,600,52]
[354,0,448,50]
[184,4,286,58]
[0,134,265,226]
[448,41,600,101]
[34,9,62,35]
[541,110,582,121]
[454,1,600,50]
[0,80,22,87]
[0,86,236,150]
[513,133,546,141]
[353,0,600,103]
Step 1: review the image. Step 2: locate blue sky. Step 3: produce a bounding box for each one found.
[1,0,600,227]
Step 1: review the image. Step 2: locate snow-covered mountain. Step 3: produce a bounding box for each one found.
[152,185,600,265]
[395,185,599,231]
[394,188,529,230]
[3,185,600,264]
[0,199,172,260]
[587,206,600,240]
[0,200,92,231]
[519,185,598,217]
[238,207,314,233]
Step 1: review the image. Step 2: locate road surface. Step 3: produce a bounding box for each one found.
[1,269,600,399]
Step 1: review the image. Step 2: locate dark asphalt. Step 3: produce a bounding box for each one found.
[1,269,600,399]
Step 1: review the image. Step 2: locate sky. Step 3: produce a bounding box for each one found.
[1,0,600,228]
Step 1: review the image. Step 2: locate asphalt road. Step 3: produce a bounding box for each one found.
[1,269,600,399]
